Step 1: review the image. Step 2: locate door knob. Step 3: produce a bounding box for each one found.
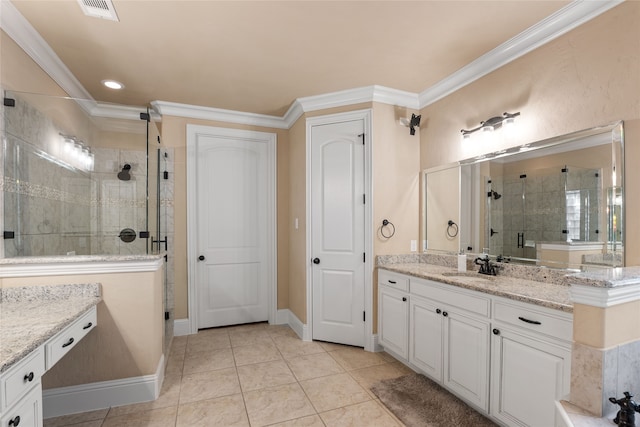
[312,258,320,264]
[493,328,500,335]
[198,255,205,261]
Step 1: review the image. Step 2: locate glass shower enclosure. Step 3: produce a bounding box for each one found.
[1,90,173,351]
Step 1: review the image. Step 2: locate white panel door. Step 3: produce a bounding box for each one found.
[196,134,269,328]
[311,119,365,346]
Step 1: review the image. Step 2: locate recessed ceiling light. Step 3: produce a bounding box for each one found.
[102,80,124,90]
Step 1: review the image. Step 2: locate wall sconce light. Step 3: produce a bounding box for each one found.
[461,112,520,139]
[59,133,94,171]
[400,113,421,135]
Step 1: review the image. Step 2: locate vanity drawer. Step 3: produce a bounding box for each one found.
[494,300,572,342]
[0,347,45,412]
[45,306,97,370]
[410,278,490,317]
[378,270,409,292]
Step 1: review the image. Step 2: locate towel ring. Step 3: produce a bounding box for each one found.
[381,219,395,239]
[446,220,459,238]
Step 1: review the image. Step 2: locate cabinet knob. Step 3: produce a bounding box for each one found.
[23,372,34,382]
[9,415,20,426]
[402,297,407,302]
[442,311,448,317]
[493,328,500,335]
[436,309,441,314]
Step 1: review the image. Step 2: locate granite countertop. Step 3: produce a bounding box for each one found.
[378,263,573,313]
[0,284,102,374]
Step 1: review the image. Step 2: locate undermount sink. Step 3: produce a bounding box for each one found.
[441,272,496,282]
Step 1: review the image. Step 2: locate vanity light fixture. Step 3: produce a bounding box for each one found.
[461,112,520,139]
[400,113,422,135]
[59,133,94,171]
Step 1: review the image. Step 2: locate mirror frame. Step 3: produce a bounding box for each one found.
[423,121,624,269]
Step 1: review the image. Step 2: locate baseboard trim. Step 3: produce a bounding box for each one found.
[285,310,311,341]
[367,333,382,352]
[275,309,290,325]
[173,318,191,336]
[43,355,164,419]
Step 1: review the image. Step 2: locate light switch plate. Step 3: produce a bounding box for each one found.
[410,240,417,252]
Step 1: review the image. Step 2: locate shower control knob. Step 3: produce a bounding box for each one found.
[198,255,205,261]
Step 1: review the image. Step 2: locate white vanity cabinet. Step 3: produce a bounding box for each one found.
[0,305,97,426]
[410,277,491,412]
[378,270,409,360]
[377,269,572,427]
[379,271,491,412]
[490,298,572,427]
[0,348,45,427]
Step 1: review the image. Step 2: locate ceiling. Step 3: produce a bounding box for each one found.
[10,1,572,117]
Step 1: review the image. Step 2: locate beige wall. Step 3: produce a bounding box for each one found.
[1,269,163,388]
[573,301,640,349]
[159,116,290,319]
[419,1,640,264]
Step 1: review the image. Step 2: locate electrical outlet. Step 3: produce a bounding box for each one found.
[410,240,417,252]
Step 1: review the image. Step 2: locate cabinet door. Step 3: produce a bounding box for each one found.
[378,286,409,360]
[443,309,490,412]
[0,382,42,427]
[409,296,443,382]
[491,325,571,427]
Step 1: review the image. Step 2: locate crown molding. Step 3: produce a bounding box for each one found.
[152,85,419,130]
[151,100,290,129]
[0,0,93,102]
[0,0,156,123]
[2,0,623,126]
[418,0,624,108]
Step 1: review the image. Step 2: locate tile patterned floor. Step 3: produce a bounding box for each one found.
[44,323,412,427]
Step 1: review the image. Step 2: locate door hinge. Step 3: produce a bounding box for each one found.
[363,311,366,322]
[363,252,366,263]
[4,98,16,107]
[359,133,365,145]
[140,112,150,122]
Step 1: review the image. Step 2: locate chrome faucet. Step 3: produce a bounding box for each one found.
[474,254,498,276]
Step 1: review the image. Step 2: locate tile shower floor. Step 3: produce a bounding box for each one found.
[44,323,412,427]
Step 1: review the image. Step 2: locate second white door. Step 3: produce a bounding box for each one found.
[191,126,275,329]
[311,118,365,347]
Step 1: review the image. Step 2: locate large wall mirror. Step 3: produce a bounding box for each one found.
[423,121,624,269]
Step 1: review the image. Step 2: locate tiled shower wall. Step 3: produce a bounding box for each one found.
[2,92,148,257]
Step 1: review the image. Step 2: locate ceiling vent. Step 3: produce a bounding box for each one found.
[77,0,119,21]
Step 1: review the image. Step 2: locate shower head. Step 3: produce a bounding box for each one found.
[117,164,132,181]
[489,190,502,200]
